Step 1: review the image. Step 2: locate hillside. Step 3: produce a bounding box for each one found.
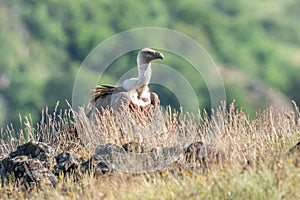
[1,0,300,128]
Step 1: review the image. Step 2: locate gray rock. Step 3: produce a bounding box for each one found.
[82,143,125,175]
[81,157,110,175]
[94,143,125,161]
[122,142,144,153]
[1,155,56,188]
[0,141,56,188]
[54,151,84,175]
[8,141,54,164]
[288,141,300,155]
[184,141,225,167]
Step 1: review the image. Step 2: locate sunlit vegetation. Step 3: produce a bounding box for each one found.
[0,102,299,199]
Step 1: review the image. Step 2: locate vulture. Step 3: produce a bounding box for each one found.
[87,48,164,118]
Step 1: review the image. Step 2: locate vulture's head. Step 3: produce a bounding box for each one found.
[138,48,164,64]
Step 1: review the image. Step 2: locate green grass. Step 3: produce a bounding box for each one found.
[0,102,299,199]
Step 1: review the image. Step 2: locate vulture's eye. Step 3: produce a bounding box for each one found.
[147,51,152,55]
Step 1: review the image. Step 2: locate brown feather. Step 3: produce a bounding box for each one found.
[88,85,118,109]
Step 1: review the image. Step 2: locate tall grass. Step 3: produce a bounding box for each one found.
[0,101,299,199]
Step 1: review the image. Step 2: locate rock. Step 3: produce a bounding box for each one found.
[1,155,56,188]
[184,141,225,167]
[94,143,125,160]
[54,151,84,176]
[8,141,54,164]
[83,143,125,175]
[122,142,144,153]
[287,141,300,167]
[150,146,182,162]
[0,141,56,188]
[288,141,300,155]
[0,139,228,189]
[82,158,110,175]
[126,145,181,171]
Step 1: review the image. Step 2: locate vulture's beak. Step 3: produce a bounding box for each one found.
[154,51,164,60]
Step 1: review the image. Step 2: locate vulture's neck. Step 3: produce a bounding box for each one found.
[136,60,151,89]
[121,59,151,93]
[137,64,151,88]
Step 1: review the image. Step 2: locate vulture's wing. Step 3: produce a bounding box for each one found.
[88,84,125,108]
[87,84,131,119]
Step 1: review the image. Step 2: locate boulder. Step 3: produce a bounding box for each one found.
[82,143,125,175]
[184,141,225,167]
[0,141,56,188]
[54,151,84,176]
[288,141,300,155]
[1,155,56,188]
[8,141,54,164]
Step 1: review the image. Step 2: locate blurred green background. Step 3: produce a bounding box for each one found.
[1,0,300,128]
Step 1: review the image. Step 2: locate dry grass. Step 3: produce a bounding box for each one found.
[0,101,299,199]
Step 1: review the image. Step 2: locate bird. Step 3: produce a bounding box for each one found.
[87,48,164,118]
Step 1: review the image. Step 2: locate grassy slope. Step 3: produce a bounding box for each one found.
[0,103,299,199]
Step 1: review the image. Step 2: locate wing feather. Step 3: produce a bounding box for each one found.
[88,84,124,109]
